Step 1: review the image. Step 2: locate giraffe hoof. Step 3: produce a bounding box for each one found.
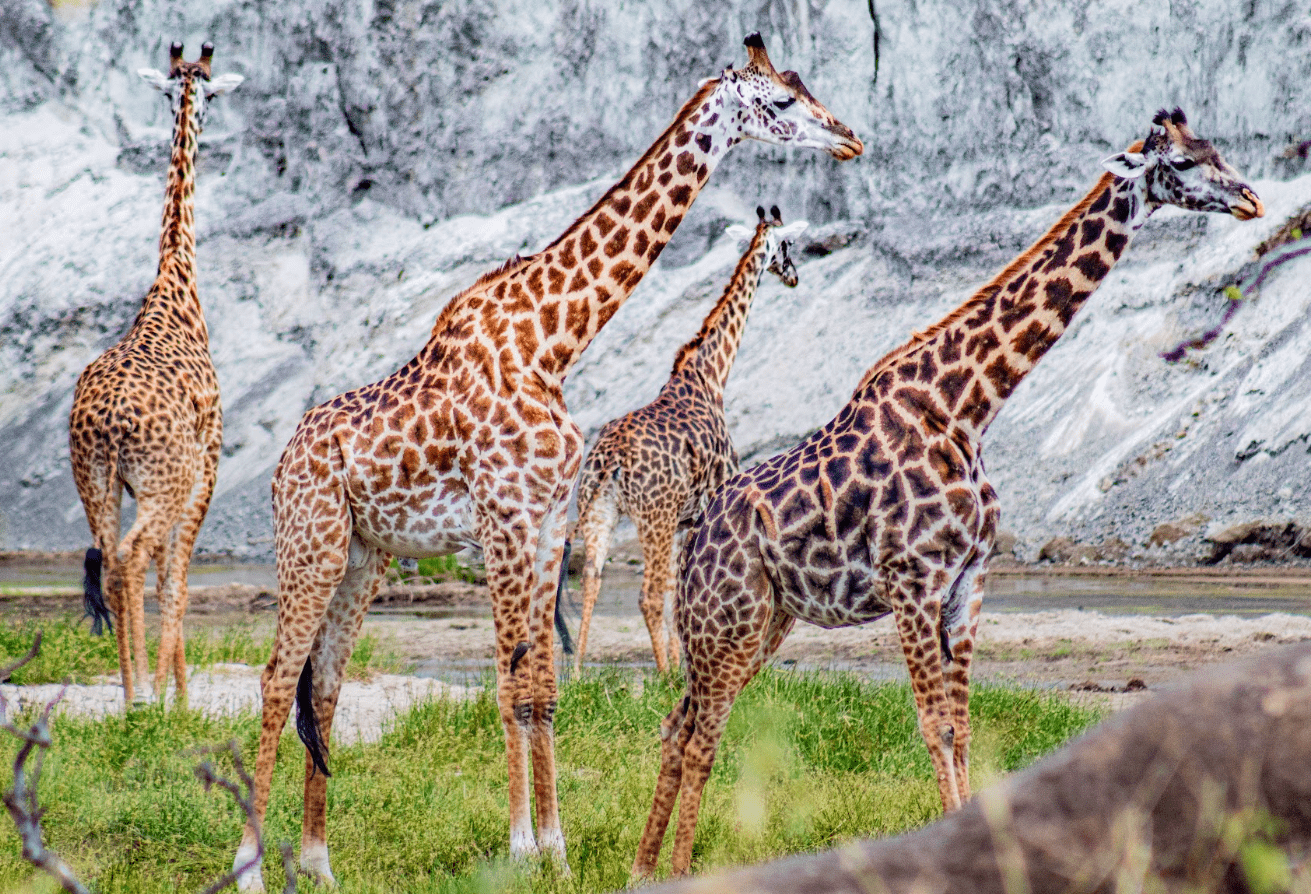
[300,842,336,887]
[233,842,265,892]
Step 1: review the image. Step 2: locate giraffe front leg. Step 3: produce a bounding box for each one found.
[479,516,539,859]
[528,495,572,866]
[893,596,962,812]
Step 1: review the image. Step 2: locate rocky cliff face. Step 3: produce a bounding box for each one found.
[1,0,1309,561]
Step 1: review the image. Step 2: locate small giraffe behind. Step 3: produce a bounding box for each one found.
[632,108,1263,880]
[68,42,241,705]
[572,207,807,674]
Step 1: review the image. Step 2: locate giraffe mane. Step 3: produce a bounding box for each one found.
[671,227,764,375]
[428,80,722,341]
[541,78,721,256]
[851,142,1144,395]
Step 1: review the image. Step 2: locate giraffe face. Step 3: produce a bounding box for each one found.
[762,216,807,288]
[1102,107,1263,221]
[721,33,863,160]
[139,41,242,129]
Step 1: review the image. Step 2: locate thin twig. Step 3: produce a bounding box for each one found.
[192,741,273,894]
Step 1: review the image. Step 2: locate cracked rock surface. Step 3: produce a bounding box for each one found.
[1,0,1310,559]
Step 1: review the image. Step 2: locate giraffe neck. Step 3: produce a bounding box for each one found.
[446,78,747,379]
[672,230,772,393]
[137,78,207,343]
[859,172,1150,442]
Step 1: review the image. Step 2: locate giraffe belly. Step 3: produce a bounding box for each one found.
[776,567,892,629]
[351,486,480,559]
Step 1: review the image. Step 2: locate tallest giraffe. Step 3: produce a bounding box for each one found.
[234,33,861,891]
[68,42,242,706]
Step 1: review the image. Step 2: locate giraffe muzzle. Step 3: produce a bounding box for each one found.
[1230,188,1265,221]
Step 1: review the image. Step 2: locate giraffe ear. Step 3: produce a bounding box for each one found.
[205,72,244,97]
[1102,151,1148,179]
[724,224,754,243]
[138,68,172,92]
[775,221,808,241]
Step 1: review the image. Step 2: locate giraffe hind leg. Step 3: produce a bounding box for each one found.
[299,544,389,885]
[154,440,216,706]
[574,478,618,675]
[631,694,693,880]
[553,539,574,657]
[636,512,677,673]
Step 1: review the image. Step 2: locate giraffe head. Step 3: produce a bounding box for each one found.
[726,206,809,288]
[1102,108,1263,220]
[138,42,243,128]
[715,33,863,160]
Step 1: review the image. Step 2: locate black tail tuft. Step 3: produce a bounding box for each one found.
[82,548,113,636]
[295,658,332,778]
[554,540,574,656]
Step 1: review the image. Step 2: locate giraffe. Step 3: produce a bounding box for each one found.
[631,107,1264,880]
[231,33,861,892]
[572,206,807,675]
[67,42,242,706]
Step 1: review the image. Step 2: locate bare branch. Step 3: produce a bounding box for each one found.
[1,632,89,894]
[191,741,277,894]
[0,629,42,683]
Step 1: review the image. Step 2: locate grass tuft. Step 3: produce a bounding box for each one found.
[0,619,403,685]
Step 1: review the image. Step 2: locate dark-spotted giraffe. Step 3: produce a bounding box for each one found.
[632,108,1264,880]
[572,206,807,675]
[232,34,860,891]
[67,42,241,706]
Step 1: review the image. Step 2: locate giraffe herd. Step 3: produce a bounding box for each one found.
[58,31,1267,891]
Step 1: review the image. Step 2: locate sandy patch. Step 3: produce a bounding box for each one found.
[0,664,472,745]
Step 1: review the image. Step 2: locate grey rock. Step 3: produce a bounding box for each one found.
[2,0,1311,559]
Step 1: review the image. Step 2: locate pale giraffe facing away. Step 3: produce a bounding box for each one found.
[67,42,242,706]
[232,33,861,892]
[632,108,1264,879]
[572,206,807,675]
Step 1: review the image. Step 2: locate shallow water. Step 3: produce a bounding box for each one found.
[7,559,1311,618]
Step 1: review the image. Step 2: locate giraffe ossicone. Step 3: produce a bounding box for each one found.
[68,41,239,708]
[232,32,859,893]
[630,107,1263,881]
[572,206,806,675]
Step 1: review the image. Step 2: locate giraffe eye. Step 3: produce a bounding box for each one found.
[1169,157,1197,171]
[773,97,796,110]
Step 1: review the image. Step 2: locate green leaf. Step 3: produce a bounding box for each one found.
[1224,285,1244,302]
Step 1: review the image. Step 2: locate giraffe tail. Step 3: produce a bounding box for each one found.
[82,547,113,636]
[554,539,575,656]
[295,657,332,777]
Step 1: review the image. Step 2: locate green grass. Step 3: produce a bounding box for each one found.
[0,668,1101,893]
[0,619,403,685]
[388,555,481,584]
